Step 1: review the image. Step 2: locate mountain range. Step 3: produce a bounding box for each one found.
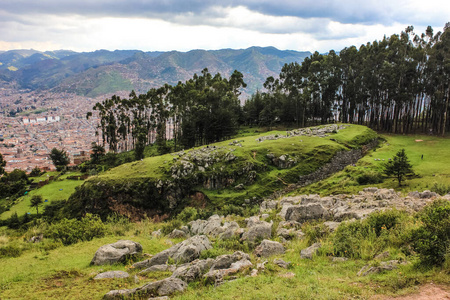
[0,47,312,98]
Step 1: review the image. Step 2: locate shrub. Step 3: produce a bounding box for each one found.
[411,199,450,266]
[430,183,450,196]
[161,219,183,235]
[0,244,23,258]
[46,214,108,246]
[367,209,405,236]
[177,207,198,223]
[356,171,383,185]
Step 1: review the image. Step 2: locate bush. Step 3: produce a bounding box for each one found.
[430,183,450,196]
[356,171,383,185]
[161,219,183,235]
[367,209,405,236]
[0,244,23,258]
[411,199,450,266]
[46,214,108,246]
[177,207,198,223]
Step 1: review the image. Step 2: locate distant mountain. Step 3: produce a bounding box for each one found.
[0,47,312,97]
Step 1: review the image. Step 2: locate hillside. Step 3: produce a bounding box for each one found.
[64,124,377,219]
[1,125,450,300]
[0,47,311,97]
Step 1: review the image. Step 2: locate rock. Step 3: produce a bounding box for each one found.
[357,260,402,276]
[29,234,44,243]
[94,271,129,280]
[168,229,188,239]
[132,235,212,269]
[254,240,285,257]
[250,269,258,277]
[148,297,169,300]
[419,190,438,199]
[285,204,329,222]
[323,221,340,232]
[151,229,162,238]
[189,215,241,239]
[104,277,187,299]
[204,259,253,284]
[300,242,321,259]
[210,251,250,271]
[91,240,143,266]
[374,251,390,260]
[138,264,176,275]
[171,258,215,283]
[332,257,348,262]
[274,259,291,269]
[241,219,272,244]
[279,272,295,278]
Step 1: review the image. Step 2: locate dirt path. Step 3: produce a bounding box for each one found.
[377,284,450,300]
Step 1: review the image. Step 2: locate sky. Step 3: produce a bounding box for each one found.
[0,0,449,53]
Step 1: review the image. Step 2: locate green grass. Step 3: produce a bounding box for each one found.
[0,179,84,220]
[296,133,450,196]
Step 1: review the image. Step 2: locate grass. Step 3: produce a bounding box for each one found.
[0,179,84,220]
[296,133,450,196]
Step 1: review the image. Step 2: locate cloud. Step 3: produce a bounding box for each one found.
[0,0,448,53]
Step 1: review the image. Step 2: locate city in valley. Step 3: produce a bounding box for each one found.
[0,86,115,173]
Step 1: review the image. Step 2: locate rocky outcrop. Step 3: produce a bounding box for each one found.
[103,277,187,299]
[132,235,212,269]
[241,217,272,244]
[189,215,241,239]
[91,240,143,266]
[254,240,285,257]
[357,260,406,276]
[285,203,329,222]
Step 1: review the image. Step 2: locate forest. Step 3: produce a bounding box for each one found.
[90,24,450,154]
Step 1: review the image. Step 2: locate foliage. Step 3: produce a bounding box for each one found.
[411,199,450,266]
[430,182,450,195]
[383,149,414,186]
[90,142,105,164]
[332,210,410,259]
[49,148,70,171]
[0,152,6,175]
[356,171,383,185]
[161,219,183,235]
[29,166,43,177]
[30,195,44,215]
[176,207,198,223]
[45,214,108,246]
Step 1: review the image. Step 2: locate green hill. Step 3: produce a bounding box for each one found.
[64,124,377,219]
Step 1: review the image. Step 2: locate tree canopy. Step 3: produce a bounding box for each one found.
[49,148,70,171]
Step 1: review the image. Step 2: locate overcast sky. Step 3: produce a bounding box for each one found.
[0,0,449,53]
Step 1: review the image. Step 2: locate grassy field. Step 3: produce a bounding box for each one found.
[297,133,450,196]
[0,177,84,220]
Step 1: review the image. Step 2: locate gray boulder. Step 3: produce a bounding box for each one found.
[104,277,187,299]
[210,251,250,271]
[300,242,321,259]
[94,271,129,280]
[254,240,285,257]
[168,229,188,239]
[91,240,143,265]
[273,259,291,269]
[357,260,402,276]
[285,204,329,222]
[138,264,176,275]
[241,219,272,244]
[171,258,215,282]
[133,235,212,269]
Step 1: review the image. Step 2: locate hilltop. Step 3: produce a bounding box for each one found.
[0,47,311,97]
